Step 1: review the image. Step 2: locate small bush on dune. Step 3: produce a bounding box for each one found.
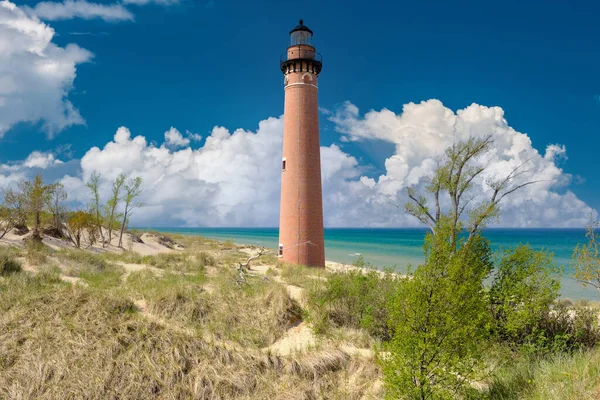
[197,251,216,267]
[25,239,50,265]
[308,259,399,340]
[0,248,21,276]
[488,245,600,353]
[538,300,600,352]
[488,245,560,350]
[383,231,493,400]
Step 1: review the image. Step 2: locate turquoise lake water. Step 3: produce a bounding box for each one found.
[151,227,598,301]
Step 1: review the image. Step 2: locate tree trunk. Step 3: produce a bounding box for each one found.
[118,208,128,248]
[32,210,42,241]
[97,211,105,245]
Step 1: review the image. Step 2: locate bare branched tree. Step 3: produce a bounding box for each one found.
[46,182,67,237]
[405,135,542,251]
[0,188,21,239]
[86,172,106,245]
[104,173,125,247]
[118,177,143,248]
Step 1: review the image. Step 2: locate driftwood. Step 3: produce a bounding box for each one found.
[235,247,269,286]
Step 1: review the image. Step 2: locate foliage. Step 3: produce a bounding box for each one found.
[308,258,399,340]
[537,300,600,353]
[0,187,25,239]
[2,187,27,229]
[24,239,51,265]
[17,174,57,241]
[382,223,493,400]
[488,245,560,348]
[405,135,538,248]
[65,210,97,248]
[385,135,544,399]
[0,247,21,276]
[571,219,600,290]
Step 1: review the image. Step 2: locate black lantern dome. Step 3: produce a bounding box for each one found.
[289,19,313,46]
[280,19,322,75]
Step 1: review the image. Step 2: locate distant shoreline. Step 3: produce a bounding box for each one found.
[150,227,600,302]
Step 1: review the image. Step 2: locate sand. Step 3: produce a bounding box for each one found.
[0,227,175,257]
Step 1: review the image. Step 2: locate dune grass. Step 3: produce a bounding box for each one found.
[0,247,21,276]
[0,255,379,399]
[8,230,598,399]
[486,348,600,399]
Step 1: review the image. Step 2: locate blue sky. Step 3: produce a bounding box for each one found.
[0,0,598,227]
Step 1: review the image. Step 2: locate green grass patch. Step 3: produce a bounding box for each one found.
[0,247,21,276]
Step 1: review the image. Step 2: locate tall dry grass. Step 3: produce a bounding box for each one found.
[0,267,379,399]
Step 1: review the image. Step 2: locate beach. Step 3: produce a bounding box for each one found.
[153,227,600,301]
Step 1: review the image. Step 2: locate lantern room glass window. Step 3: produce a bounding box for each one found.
[291,30,312,46]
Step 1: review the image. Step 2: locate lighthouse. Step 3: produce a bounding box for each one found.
[278,20,325,267]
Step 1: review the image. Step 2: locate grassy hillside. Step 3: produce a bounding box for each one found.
[0,234,379,399]
[1,232,599,399]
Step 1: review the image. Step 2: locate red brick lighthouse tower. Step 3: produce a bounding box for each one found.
[278,20,325,267]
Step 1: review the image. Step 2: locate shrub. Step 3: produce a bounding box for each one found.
[197,251,216,267]
[537,300,600,352]
[25,239,50,265]
[308,259,398,340]
[0,248,21,276]
[382,229,493,400]
[488,244,560,348]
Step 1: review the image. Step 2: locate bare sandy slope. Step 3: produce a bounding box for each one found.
[0,228,176,256]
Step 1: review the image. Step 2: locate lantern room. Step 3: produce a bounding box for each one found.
[289,19,313,46]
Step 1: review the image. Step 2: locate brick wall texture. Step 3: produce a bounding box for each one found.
[278,45,325,267]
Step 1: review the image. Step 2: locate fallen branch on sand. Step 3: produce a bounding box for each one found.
[236,247,269,286]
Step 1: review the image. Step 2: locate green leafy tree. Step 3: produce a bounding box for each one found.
[3,187,27,230]
[571,218,600,290]
[86,172,106,245]
[489,245,560,346]
[103,173,125,247]
[383,135,542,399]
[118,177,143,248]
[384,222,493,400]
[17,175,56,241]
[65,210,97,249]
[0,188,24,239]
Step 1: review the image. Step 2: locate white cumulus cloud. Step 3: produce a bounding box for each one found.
[122,0,178,5]
[328,99,596,227]
[0,0,92,137]
[163,127,190,148]
[0,100,595,228]
[23,151,63,168]
[26,0,134,22]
